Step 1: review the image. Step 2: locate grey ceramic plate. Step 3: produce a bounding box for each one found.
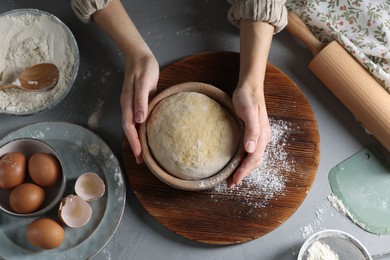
[0,122,125,259]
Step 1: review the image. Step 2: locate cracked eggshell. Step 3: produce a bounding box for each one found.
[58,195,92,228]
[75,172,105,201]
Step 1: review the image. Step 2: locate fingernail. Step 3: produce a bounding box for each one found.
[135,111,144,123]
[228,181,240,189]
[135,156,142,164]
[246,140,256,153]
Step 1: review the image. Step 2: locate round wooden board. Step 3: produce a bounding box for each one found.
[122,51,320,244]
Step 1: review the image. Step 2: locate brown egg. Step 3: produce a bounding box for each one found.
[9,183,45,214]
[28,153,61,187]
[0,152,26,189]
[27,218,64,249]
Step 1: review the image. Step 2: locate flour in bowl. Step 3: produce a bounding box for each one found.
[0,10,77,114]
[307,241,339,260]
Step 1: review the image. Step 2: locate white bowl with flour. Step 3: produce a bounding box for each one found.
[0,9,79,116]
[298,229,372,260]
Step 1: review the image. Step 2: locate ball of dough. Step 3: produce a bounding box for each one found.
[147,92,240,180]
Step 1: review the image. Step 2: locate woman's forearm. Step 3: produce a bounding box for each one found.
[93,0,151,59]
[238,20,274,88]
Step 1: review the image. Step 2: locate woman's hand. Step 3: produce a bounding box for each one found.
[227,19,274,188]
[227,82,271,188]
[93,0,159,162]
[121,51,159,164]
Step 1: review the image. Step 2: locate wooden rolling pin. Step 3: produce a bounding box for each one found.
[286,12,390,152]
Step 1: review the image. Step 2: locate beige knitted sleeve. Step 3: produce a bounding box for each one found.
[71,0,112,23]
[227,0,287,33]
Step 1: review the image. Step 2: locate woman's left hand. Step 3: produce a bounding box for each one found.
[227,19,274,188]
[227,82,271,188]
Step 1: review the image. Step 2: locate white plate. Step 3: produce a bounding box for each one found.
[0,122,125,259]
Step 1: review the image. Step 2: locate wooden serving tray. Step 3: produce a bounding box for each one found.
[122,51,320,244]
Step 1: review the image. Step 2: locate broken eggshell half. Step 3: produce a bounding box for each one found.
[75,172,105,201]
[58,194,92,228]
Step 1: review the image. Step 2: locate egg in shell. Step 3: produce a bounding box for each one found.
[27,217,64,249]
[75,172,105,201]
[58,194,92,228]
[9,183,45,214]
[28,153,61,187]
[0,152,26,189]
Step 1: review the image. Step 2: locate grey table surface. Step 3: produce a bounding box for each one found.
[1,1,390,259]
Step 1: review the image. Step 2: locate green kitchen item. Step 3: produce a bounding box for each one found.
[329,147,390,235]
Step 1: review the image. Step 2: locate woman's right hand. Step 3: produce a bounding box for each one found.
[93,0,160,163]
[121,50,159,164]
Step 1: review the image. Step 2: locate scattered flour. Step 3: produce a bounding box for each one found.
[328,193,362,228]
[87,142,101,156]
[101,248,112,260]
[328,194,349,216]
[301,225,314,240]
[0,11,76,114]
[212,118,293,208]
[88,99,105,130]
[88,112,102,130]
[299,194,353,240]
[300,197,331,239]
[307,241,339,260]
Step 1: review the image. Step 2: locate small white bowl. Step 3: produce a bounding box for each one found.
[298,229,372,260]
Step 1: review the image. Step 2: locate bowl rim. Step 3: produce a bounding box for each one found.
[139,82,245,191]
[0,8,80,116]
[0,137,66,217]
[297,229,372,260]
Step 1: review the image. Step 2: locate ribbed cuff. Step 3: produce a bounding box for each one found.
[227,0,288,33]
